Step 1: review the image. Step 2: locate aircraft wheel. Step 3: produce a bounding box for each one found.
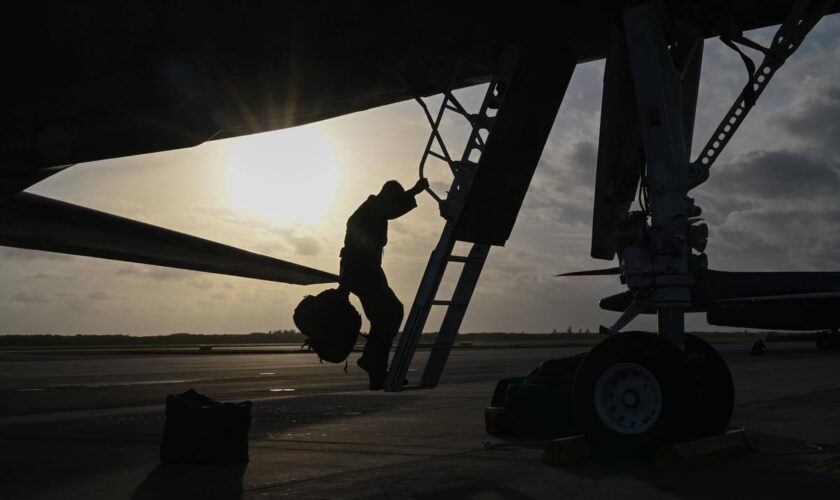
[572,331,694,458]
[685,334,734,437]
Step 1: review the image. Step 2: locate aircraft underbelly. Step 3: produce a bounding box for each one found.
[2,1,837,174]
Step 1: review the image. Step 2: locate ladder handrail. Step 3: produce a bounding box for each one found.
[415,88,481,203]
[415,95,457,175]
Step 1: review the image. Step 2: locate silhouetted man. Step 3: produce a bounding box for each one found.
[341,178,429,390]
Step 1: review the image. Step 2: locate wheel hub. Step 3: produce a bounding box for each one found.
[594,362,662,435]
[622,389,640,408]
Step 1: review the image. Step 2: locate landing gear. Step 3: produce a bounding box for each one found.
[568,0,829,460]
[816,329,840,351]
[572,332,733,457]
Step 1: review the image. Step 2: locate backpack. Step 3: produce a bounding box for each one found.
[293,288,362,364]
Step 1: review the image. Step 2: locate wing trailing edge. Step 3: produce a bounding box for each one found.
[0,193,338,285]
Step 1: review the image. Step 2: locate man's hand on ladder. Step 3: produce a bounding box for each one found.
[409,177,430,197]
[412,176,454,220]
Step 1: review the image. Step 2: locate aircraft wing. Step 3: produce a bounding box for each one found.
[0,193,338,285]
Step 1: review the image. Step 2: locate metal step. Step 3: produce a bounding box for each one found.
[431,300,467,307]
[447,255,482,263]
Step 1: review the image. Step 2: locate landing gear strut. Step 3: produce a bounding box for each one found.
[572,3,708,456]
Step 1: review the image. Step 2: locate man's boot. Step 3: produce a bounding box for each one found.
[357,337,389,390]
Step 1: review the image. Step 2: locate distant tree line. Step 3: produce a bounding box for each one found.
[0,329,305,347]
[0,329,792,348]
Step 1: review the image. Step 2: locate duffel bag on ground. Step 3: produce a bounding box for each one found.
[160,389,251,464]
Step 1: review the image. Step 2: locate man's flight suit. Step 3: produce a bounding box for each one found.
[340,181,420,390]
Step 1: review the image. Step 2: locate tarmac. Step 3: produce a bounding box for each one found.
[2,342,840,499]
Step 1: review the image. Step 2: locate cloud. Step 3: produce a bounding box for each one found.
[116,266,138,276]
[696,147,840,271]
[0,248,73,261]
[146,267,192,281]
[87,291,116,301]
[707,150,840,201]
[193,205,293,236]
[777,84,840,151]
[29,272,75,281]
[568,141,597,176]
[12,291,50,304]
[712,208,840,271]
[520,139,598,233]
[187,278,215,290]
[429,181,450,194]
[115,264,193,281]
[193,204,330,260]
[290,235,321,256]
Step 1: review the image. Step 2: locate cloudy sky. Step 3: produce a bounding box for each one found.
[2,16,839,335]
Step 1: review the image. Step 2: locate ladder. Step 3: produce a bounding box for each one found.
[383,49,520,392]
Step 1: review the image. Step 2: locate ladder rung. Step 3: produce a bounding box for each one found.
[444,104,471,119]
[447,255,482,263]
[431,300,466,307]
[427,150,449,162]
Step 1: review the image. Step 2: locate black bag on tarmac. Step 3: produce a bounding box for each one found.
[293,288,362,364]
[488,354,587,439]
[160,389,251,464]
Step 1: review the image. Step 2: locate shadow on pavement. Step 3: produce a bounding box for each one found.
[415,481,538,499]
[131,462,247,500]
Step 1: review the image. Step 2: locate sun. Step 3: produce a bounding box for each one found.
[225,127,341,224]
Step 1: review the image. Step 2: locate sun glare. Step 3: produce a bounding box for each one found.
[225,127,341,224]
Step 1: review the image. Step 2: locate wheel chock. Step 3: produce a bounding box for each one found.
[653,429,752,469]
[542,435,591,466]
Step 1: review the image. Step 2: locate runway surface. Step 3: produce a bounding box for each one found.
[2,342,840,499]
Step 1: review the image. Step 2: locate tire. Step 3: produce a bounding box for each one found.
[684,334,734,437]
[816,331,840,351]
[572,331,694,458]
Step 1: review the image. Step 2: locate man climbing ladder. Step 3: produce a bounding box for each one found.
[340,178,429,390]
